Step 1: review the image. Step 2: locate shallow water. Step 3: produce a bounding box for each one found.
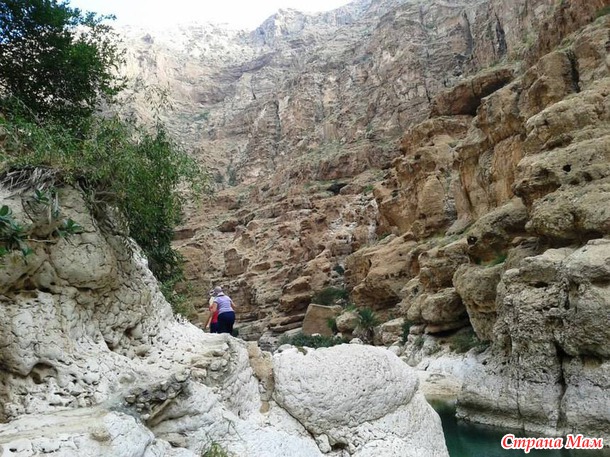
[430,400,610,457]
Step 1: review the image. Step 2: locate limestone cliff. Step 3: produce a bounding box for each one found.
[0,183,446,456]
[351,3,610,440]
[114,0,610,441]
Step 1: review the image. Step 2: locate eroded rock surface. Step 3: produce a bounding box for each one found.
[345,8,610,440]
[273,345,448,456]
[0,185,447,456]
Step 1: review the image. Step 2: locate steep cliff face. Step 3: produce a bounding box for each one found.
[115,0,610,439]
[123,0,577,335]
[353,7,610,438]
[121,0,564,184]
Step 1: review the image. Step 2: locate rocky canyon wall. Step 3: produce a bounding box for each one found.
[351,7,610,439]
[0,183,447,456]
[116,0,610,441]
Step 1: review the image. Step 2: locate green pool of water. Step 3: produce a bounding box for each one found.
[430,400,610,457]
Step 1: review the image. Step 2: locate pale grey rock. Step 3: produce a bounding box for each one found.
[453,263,503,341]
[335,310,359,334]
[561,357,610,437]
[0,408,195,457]
[387,342,404,356]
[0,185,449,456]
[414,353,477,402]
[458,240,610,440]
[273,345,448,456]
[376,317,404,346]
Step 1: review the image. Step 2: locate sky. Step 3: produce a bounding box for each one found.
[68,0,353,30]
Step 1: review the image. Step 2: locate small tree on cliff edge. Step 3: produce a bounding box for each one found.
[0,0,124,127]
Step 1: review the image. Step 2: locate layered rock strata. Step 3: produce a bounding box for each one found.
[116,0,585,339]
[350,10,610,439]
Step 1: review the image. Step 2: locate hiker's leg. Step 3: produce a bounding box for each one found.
[225,311,235,334]
[218,313,229,333]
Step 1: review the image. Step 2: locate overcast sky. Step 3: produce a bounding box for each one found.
[69,0,352,30]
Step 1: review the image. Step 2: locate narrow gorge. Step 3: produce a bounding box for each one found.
[1,0,609,455]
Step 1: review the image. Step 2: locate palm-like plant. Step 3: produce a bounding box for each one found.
[357,307,379,344]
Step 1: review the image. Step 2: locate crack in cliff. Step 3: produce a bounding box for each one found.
[494,14,507,58]
[555,342,570,432]
[462,11,474,58]
[565,49,582,93]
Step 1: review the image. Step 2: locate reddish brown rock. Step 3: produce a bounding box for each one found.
[377,116,471,237]
[430,67,514,117]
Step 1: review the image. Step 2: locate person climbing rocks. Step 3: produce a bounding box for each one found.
[212,286,236,335]
[205,289,219,333]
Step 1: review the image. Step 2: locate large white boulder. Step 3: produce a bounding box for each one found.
[273,345,448,456]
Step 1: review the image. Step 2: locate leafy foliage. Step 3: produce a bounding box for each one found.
[159,272,193,317]
[0,205,29,257]
[278,332,347,349]
[401,319,414,344]
[449,329,490,354]
[1,114,205,282]
[362,184,374,194]
[596,5,610,18]
[202,442,230,457]
[0,0,206,313]
[226,164,238,186]
[55,218,83,237]
[0,0,124,126]
[0,189,84,260]
[326,317,338,334]
[357,307,379,343]
[357,307,379,330]
[311,287,349,306]
[332,264,345,275]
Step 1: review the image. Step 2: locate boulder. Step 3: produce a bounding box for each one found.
[335,310,359,334]
[376,317,405,346]
[302,304,342,337]
[273,345,448,456]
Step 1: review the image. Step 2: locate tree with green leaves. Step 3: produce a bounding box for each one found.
[0,0,124,126]
[0,1,206,314]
